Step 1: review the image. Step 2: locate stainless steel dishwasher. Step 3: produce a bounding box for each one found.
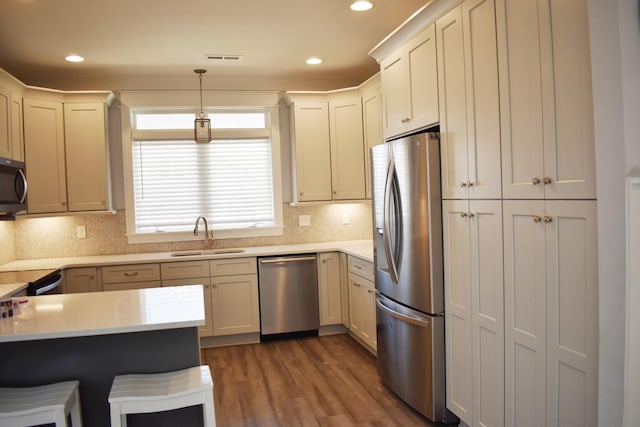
[258,254,319,337]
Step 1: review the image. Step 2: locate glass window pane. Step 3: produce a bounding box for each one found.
[209,113,265,129]
[135,114,195,130]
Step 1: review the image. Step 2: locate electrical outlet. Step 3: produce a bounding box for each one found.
[298,215,311,227]
[342,212,350,225]
[76,225,87,239]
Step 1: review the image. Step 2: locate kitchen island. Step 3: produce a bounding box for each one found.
[0,285,206,427]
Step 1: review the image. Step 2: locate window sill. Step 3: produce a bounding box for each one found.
[125,225,284,244]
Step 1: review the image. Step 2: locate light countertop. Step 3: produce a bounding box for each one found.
[0,284,205,343]
[0,282,28,300]
[0,240,373,273]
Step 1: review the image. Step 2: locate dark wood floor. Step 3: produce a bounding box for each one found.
[201,333,450,427]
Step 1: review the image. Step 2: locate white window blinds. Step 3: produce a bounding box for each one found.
[131,138,274,233]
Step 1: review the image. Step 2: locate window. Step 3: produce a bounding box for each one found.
[121,99,283,244]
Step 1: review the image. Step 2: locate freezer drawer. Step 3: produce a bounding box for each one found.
[376,293,445,422]
[258,255,319,336]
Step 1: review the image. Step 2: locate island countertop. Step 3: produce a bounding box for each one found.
[0,284,205,343]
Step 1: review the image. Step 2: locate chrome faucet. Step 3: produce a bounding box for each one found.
[193,216,212,250]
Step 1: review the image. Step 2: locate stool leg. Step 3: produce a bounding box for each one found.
[70,387,83,427]
[53,408,69,427]
[110,402,124,427]
[203,391,216,427]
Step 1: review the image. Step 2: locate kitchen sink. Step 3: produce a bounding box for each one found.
[169,249,245,257]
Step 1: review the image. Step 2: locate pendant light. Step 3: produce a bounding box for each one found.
[194,69,212,143]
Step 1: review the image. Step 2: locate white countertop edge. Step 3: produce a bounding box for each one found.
[0,240,374,273]
[0,283,28,300]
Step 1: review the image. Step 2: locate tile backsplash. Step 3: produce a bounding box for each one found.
[12,202,372,260]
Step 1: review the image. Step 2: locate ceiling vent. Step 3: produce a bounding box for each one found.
[203,54,243,62]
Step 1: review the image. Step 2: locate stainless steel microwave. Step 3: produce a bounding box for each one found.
[0,156,27,219]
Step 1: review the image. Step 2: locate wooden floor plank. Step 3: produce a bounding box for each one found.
[202,334,453,427]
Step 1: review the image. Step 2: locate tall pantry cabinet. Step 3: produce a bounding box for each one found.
[495,0,598,425]
[436,0,504,426]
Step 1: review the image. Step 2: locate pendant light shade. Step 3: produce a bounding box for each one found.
[194,69,212,143]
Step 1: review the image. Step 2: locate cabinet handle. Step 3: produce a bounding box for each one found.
[467,181,474,187]
[460,212,467,218]
[533,215,542,223]
[367,289,374,294]
[460,182,468,188]
[467,212,475,218]
[543,177,552,185]
[543,215,553,223]
[124,272,138,277]
[532,177,541,185]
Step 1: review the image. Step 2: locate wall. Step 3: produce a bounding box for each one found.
[0,221,15,264]
[13,202,372,259]
[589,0,640,424]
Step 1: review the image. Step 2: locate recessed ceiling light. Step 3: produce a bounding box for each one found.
[306,57,323,65]
[65,54,84,63]
[350,1,374,11]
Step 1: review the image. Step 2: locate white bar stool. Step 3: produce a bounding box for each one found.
[108,365,216,427]
[0,380,82,427]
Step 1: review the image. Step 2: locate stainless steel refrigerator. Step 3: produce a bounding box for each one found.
[371,131,448,423]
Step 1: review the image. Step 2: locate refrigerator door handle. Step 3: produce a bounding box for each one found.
[383,158,400,284]
[376,295,430,328]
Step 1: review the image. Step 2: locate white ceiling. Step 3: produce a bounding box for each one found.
[0,0,429,91]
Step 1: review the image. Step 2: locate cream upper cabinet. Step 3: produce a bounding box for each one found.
[23,99,67,213]
[503,200,597,427]
[361,75,383,199]
[443,199,504,427]
[64,103,110,212]
[289,101,332,202]
[318,252,343,326]
[329,94,365,200]
[0,87,10,159]
[496,0,596,199]
[437,0,501,200]
[24,98,111,214]
[10,95,23,162]
[380,24,439,140]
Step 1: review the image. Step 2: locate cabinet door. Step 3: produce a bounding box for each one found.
[0,87,10,159]
[361,278,377,352]
[23,99,67,213]
[503,200,547,427]
[211,274,260,336]
[496,0,546,199]
[442,200,473,423]
[540,0,596,199]
[329,97,365,200]
[362,83,382,199]
[64,103,110,211]
[544,200,597,427]
[291,102,332,201]
[380,47,410,139]
[406,24,439,132]
[437,8,469,200]
[64,267,98,293]
[162,278,213,337]
[470,200,504,427]
[10,96,23,162]
[339,253,350,328]
[348,272,364,336]
[318,252,343,326]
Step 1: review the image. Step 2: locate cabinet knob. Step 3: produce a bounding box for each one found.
[467,181,474,187]
[467,212,475,218]
[532,177,541,185]
[299,192,304,196]
[460,212,467,218]
[543,176,552,185]
[543,215,553,223]
[460,182,468,188]
[533,215,542,223]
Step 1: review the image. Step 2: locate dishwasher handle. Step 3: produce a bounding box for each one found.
[260,256,317,264]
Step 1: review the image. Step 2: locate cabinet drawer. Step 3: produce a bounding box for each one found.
[101,264,160,284]
[103,281,161,292]
[348,256,374,281]
[161,261,210,281]
[210,257,257,276]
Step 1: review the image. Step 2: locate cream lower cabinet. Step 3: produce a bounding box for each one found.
[380,23,439,139]
[209,258,259,336]
[503,200,597,427]
[101,263,161,292]
[437,0,502,200]
[318,252,343,326]
[496,0,595,200]
[347,256,376,352]
[63,267,99,294]
[161,260,213,336]
[443,200,504,427]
